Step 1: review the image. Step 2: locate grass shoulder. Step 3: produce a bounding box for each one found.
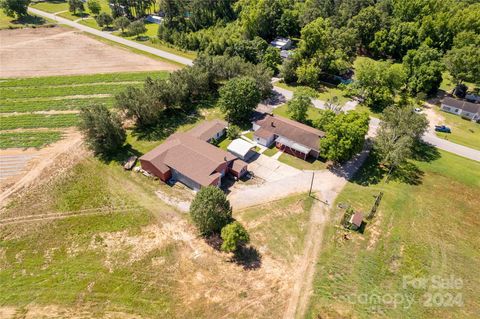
[434,108,480,151]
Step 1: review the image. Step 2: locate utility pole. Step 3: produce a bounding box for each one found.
[309,172,315,197]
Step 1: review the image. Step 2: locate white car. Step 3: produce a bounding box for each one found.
[414,108,422,113]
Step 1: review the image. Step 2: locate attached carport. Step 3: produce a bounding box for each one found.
[275,136,312,160]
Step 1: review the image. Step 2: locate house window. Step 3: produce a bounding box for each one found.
[455,109,459,112]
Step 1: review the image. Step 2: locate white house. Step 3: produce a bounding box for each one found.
[270,37,293,50]
[441,97,480,122]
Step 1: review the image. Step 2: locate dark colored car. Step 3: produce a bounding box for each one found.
[435,125,451,133]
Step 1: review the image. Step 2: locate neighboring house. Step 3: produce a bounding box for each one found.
[187,119,227,143]
[145,15,164,24]
[227,139,256,161]
[139,121,247,191]
[441,97,480,122]
[252,114,326,160]
[270,37,293,50]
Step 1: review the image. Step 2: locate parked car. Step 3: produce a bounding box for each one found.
[435,125,451,133]
[414,107,422,113]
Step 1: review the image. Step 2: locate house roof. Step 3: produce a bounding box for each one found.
[349,212,363,227]
[187,119,227,141]
[253,114,325,151]
[140,132,236,187]
[254,127,275,139]
[227,139,255,157]
[442,97,480,113]
[231,159,248,173]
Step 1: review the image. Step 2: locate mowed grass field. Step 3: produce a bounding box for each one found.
[0,155,314,318]
[307,150,480,318]
[0,71,169,148]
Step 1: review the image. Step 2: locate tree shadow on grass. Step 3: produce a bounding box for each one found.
[388,162,424,186]
[12,15,46,26]
[350,152,387,186]
[99,143,143,165]
[230,245,262,270]
[410,141,441,163]
[131,109,201,141]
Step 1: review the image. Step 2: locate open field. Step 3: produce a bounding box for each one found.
[273,103,323,124]
[307,150,480,318]
[0,150,315,318]
[275,82,350,106]
[434,109,480,151]
[0,27,178,78]
[0,131,63,149]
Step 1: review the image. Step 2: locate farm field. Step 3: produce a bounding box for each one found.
[0,131,63,149]
[0,27,178,78]
[307,150,480,318]
[0,71,169,148]
[0,153,315,318]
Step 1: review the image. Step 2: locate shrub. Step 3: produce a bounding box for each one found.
[221,222,250,252]
[190,186,232,235]
[227,125,241,139]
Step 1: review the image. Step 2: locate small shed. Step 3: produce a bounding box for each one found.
[270,37,293,50]
[227,139,256,161]
[230,159,248,179]
[349,212,363,230]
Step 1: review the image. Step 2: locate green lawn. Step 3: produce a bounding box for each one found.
[31,0,69,13]
[217,137,233,150]
[278,152,327,170]
[307,150,480,318]
[243,131,254,140]
[236,194,314,263]
[273,103,324,123]
[0,131,63,148]
[0,11,49,29]
[78,17,101,29]
[275,81,350,105]
[0,114,79,130]
[435,108,480,150]
[439,71,477,93]
[262,145,279,157]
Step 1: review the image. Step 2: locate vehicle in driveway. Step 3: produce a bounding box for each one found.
[435,125,451,133]
[414,107,422,113]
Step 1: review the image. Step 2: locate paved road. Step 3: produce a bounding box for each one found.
[28,7,194,66]
[272,86,480,162]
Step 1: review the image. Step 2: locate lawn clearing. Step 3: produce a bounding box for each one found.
[0,131,63,149]
[275,81,350,105]
[278,152,327,170]
[0,12,49,29]
[30,1,69,13]
[439,71,477,93]
[307,150,480,318]
[434,109,480,151]
[273,103,323,123]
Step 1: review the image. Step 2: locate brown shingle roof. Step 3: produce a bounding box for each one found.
[443,97,480,113]
[231,159,248,173]
[350,212,363,227]
[187,119,227,141]
[140,132,236,187]
[254,114,325,151]
[254,127,275,139]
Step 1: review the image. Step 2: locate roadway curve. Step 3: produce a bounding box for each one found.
[28,7,194,66]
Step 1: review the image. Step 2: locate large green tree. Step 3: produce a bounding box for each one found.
[0,0,30,18]
[403,44,444,94]
[87,0,101,15]
[320,111,370,162]
[68,0,85,15]
[78,104,126,157]
[349,59,406,111]
[374,103,428,168]
[287,91,312,123]
[218,76,261,125]
[190,186,232,235]
[444,44,480,85]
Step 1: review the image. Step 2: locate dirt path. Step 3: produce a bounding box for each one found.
[0,129,85,208]
[284,198,329,319]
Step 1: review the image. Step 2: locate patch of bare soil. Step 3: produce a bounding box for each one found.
[0,128,86,210]
[0,27,179,78]
[0,305,147,319]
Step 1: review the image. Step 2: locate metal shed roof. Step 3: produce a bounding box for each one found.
[276,136,311,154]
[227,139,255,157]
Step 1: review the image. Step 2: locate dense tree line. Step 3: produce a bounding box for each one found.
[154,0,479,95]
[115,54,272,128]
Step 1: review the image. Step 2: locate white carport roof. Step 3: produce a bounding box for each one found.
[276,136,311,154]
[227,139,254,157]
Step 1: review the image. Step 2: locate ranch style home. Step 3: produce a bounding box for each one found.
[140,120,248,191]
[441,97,480,122]
[252,113,326,160]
